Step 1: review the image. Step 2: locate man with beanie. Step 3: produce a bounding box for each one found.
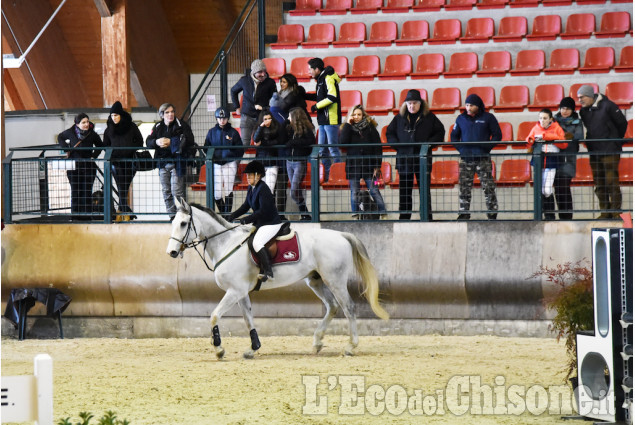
[451,93,502,220]
[577,84,628,219]
[553,97,583,220]
[231,59,277,147]
[305,57,343,180]
[386,89,445,220]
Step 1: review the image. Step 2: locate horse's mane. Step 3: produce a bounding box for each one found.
[189,203,233,230]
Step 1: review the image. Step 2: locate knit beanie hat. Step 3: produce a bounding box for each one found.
[251,59,267,76]
[404,89,423,103]
[74,112,89,124]
[464,93,483,107]
[559,97,576,110]
[109,101,124,115]
[576,85,595,99]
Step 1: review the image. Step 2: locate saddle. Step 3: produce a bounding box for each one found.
[248,222,300,265]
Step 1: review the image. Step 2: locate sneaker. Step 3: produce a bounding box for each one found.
[457,213,470,220]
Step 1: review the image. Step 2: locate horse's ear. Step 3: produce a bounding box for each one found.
[176,197,190,214]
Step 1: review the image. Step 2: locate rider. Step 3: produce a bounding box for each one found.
[227,160,283,282]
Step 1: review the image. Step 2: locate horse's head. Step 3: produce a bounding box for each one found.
[166,197,193,258]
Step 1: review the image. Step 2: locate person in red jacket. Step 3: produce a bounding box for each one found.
[526,109,567,220]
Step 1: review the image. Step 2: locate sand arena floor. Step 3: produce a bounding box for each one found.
[1,334,587,425]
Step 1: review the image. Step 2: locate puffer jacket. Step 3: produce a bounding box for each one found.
[305,66,342,126]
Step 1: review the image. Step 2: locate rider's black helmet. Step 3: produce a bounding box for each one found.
[215,107,229,119]
[244,160,266,176]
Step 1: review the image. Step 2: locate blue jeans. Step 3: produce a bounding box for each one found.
[286,160,306,208]
[349,177,386,213]
[159,163,186,218]
[318,124,342,179]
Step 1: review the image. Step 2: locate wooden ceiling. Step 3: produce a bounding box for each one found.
[2,0,283,112]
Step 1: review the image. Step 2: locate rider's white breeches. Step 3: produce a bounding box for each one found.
[253,223,284,251]
[213,161,237,200]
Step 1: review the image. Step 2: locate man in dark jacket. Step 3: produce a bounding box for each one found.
[146,103,195,220]
[386,89,445,220]
[450,93,502,220]
[577,85,628,219]
[231,59,277,147]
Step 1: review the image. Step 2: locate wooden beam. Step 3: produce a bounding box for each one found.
[101,0,130,108]
[93,0,111,17]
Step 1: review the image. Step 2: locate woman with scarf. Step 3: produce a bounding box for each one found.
[103,101,143,221]
[269,73,309,124]
[57,113,104,220]
[553,97,583,220]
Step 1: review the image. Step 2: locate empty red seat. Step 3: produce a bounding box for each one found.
[476,51,511,77]
[515,121,535,145]
[261,58,286,80]
[476,0,508,8]
[290,57,314,82]
[411,53,445,79]
[364,21,398,47]
[528,84,564,111]
[380,125,396,152]
[365,89,395,115]
[605,82,633,108]
[497,159,531,186]
[625,119,633,139]
[333,22,366,48]
[499,121,514,143]
[509,50,545,76]
[394,88,428,113]
[595,12,631,38]
[322,163,350,190]
[509,0,540,7]
[526,15,561,41]
[347,55,380,81]
[445,52,478,78]
[378,54,412,80]
[302,23,336,48]
[430,161,460,188]
[544,48,579,75]
[319,0,352,14]
[235,163,249,190]
[445,0,476,10]
[413,0,444,10]
[190,165,207,191]
[619,157,633,185]
[493,16,527,42]
[569,83,599,108]
[571,158,594,186]
[459,18,494,43]
[428,19,462,45]
[340,90,363,115]
[362,162,393,188]
[271,25,304,49]
[615,46,633,73]
[541,0,571,6]
[382,0,414,12]
[323,56,349,78]
[579,47,614,74]
[430,87,461,114]
[466,86,495,110]
[396,20,429,46]
[351,0,382,13]
[289,0,321,16]
[561,13,595,39]
[496,85,529,112]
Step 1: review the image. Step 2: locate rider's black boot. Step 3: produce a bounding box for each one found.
[215,198,225,214]
[224,193,234,214]
[256,248,274,282]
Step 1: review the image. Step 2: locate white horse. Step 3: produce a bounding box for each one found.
[166,198,389,359]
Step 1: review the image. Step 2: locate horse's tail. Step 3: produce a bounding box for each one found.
[342,233,390,321]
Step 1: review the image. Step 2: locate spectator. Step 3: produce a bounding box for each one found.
[339,105,387,219]
[305,57,343,180]
[285,107,315,221]
[230,59,277,147]
[253,109,288,219]
[450,93,501,220]
[204,107,243,215]
[57,113,104,220]
[526,109,567,220]
[146,103,195,221]
[577,85,628,219]
[553,97,583,220]
[386,89,444,220]
[103,101,143,221]
[269,73,309,124]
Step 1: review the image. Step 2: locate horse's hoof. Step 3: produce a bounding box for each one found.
[344,345,355,356]
[313,343,323,354]
[215,346,225,359]
[243,349,257,359]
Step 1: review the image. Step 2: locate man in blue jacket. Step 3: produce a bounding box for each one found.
[450,94,502,220]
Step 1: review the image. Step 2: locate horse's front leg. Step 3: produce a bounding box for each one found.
[210,289,244,359]
[238,296,261,359]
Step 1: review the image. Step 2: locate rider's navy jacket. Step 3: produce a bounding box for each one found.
[232,180,281,228]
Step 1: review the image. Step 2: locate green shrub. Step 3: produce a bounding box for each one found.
[57,410,130,425]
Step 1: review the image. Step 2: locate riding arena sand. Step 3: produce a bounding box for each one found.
[1,334,587,425]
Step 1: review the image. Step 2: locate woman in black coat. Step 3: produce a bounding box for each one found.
[103,101,143,220]
[285,107,315,221]
[57,112,104,220]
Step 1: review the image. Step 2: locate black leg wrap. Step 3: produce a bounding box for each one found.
[212,325,221,347]
[250,329,261,351]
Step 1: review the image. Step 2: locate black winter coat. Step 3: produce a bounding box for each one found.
[58,123,103,159]
[231,180,281,228]
[340,122,382,180]
[285,125,314,159]
[579,93,628,153]
[230,73,277,118]
[103,111,143,159]
[253,122,287,166]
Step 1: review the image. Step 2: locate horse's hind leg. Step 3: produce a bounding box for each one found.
[307,275,339,354]
[210,289,244,359]
[321,276,358,356]
[238,296,261,359]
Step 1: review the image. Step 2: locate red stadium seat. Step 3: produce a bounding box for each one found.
[364,21,398,47]
[625,119,633,139]
[388,169,419,189]
[378,54,412,80]
[509,0,540,7]
[466,86,495,110]
[190,164,207,191]
[541,0,571,6]
[347,55,380,81]
[476,51,511,77]
[497,159,531,186]
[430,87,461,114]
[493,17,527,42]
[322,163,350,190]
[340,90,363,115]
[445,0,476,10]
[605,82,633,108]
[544,48,579,75]
[289,0,321,16]
[579,47,615,74]
[528,84,564,111]
[561,13,595,39]
[515,121,534,149]
[411,53,445,79]
[615,46,633,73]
[235,163,249,190]
[413,0,444,11]
[595,12,631,38]
[270,25,304,49]
[299,163,325,189]
[319,0,352,14]
[619,157,633,186]
[290,57,314,82]
[571,158,594,186]
[365,89,395,115]
[323,56,349,78]
[576,0,605,4]
[261,58,286,80]
[380,126,396,152]
[394,88,428,113]
[496,85,529,112]
[445,52,478,78]
[430,161,460,188]
[498,122,514,146]
[301,23,336,48]
[459,18,494,43]
[526,15,561,41]
[332,22,366,48]
[569,83,599,108]
[361,162,393,188]
[509,50,545,76]
[351,0,382,13]
[396,20,429,46]
[428,19,462,45]
[382,0,414,12]
[476,0,508,8]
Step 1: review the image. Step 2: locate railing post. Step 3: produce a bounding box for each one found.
[103,148,113,223]
[205,148,215,210]
[38,151,49,214]
[310,146,320,222]
[220,50,228,109]
[257,0,265,59]
[419,144,431,222]
[532,142,544,221]
[3,153,14,224]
